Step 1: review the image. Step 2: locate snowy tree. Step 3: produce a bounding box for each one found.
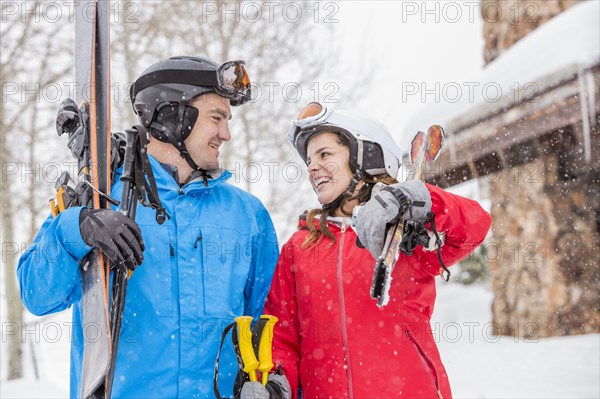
[1,1,72,379]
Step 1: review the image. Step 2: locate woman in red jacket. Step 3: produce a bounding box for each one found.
[264,102,492,399]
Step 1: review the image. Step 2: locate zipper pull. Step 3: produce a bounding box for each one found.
[169,244,174,256]
[341,218,347,233]
[193,234,202,248]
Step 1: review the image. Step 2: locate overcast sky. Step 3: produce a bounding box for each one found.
[334,1,485,147]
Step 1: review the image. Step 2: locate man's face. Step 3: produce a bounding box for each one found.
[185,92,232,170]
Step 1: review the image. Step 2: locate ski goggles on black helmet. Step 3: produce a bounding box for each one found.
[130,60,251,106]
[215,60,251,103]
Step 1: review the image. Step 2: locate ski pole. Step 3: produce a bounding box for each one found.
[235,316,259,382]
[257,315,278,385]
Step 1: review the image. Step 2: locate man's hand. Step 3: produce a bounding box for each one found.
[79,208,145,271]
[353,180,431,259]
[240,374,291,399]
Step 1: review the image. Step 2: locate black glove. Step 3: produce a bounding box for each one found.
[110,131,127,179]
[79,208,145,271]
[56,98,90,162]
[56,98,81,136]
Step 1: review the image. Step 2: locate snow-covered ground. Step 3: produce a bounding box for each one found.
[432,283,600,398]
[0,379,66,399]
[2,282,599,398]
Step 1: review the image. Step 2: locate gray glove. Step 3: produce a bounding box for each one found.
[240,382,269,399]
[240,374,291,399]
[352,181,432,259]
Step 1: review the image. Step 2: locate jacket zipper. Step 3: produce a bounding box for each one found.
[194,231,204,314]
[405,328,443,399]
[336,220,354,399]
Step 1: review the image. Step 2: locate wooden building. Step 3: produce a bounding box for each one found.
[410,0,599,337]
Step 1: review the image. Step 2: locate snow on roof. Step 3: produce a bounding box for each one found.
[404,0,600,134]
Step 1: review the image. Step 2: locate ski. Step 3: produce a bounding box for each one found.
[370,125,445,307]
[75,0,112,397]
[52,1,167,397]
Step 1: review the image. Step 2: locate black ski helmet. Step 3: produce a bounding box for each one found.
[130,56,251,172]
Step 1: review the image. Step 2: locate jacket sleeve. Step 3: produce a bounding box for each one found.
[17,207,92,316]
[417,184,492,276]
[244,203,279,318]
[263,240,301,399]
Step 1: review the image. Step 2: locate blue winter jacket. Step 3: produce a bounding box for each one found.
[17,155,279,398]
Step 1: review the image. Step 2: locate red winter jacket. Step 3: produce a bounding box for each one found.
[264,184,491,399]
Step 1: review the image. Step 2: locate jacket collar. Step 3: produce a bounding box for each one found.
[148,153,232,193]
[297,213,351,233]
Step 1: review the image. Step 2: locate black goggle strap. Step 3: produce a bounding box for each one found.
[131,69,219,101]
[131,66,249,102]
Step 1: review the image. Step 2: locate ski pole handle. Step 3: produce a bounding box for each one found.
[235,316,259,382]
[257,315,278,385]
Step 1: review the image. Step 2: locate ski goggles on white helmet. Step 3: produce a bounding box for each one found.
[288,102,403,178]
[131,60,251,105]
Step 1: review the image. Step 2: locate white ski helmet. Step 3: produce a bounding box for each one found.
[288,102,403,179]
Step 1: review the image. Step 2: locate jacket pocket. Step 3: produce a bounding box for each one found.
[126,224,174,318]
[200,227,252,317]
[405,328,443,399]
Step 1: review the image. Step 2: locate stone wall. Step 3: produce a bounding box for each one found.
[482,0,584,64]
[488,126,600,337]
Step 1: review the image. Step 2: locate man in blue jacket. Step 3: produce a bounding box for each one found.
[18,56,279,398]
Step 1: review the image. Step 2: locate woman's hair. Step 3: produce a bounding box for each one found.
[301,132,398,249]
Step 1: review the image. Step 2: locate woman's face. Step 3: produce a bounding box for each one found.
[306,132,354,206]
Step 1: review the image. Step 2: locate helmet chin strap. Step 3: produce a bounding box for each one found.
[177,147,212,185]
[346,171,363,196]
[150,102,212,185]
[322,170,363,214]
